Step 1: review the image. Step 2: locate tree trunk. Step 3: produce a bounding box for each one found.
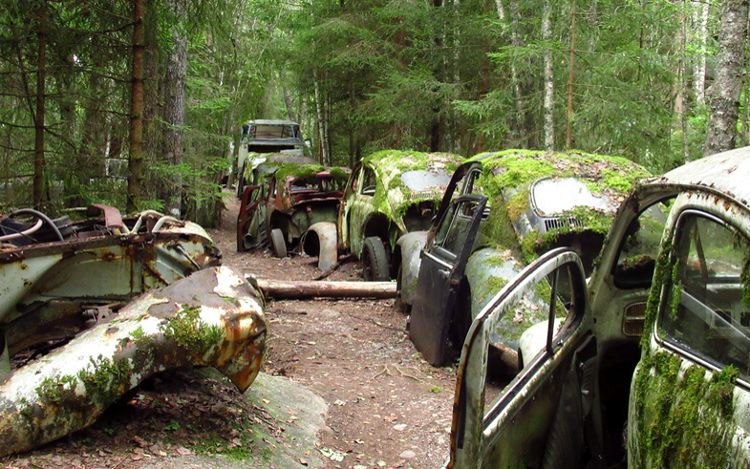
[542,0,555,151]
[33,0,47,210]
[162,0,188,217]
[565,0,577,149]
[496,0,527,147]
[692,0,709,105]
[313,69,328,165]
[127,0,146,212]
[250,278,398,300]
[704,0,748,156]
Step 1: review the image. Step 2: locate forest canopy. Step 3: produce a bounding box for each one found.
[0,0,746,225]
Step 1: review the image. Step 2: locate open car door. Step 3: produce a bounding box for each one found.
[410,162,486,366]
[449,248,602,469]
[236,185,267,251]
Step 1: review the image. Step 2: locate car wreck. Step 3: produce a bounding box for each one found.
[237,163,349,268]
[400,149,651,366]
[0,206,266,456]
[306,150,463,281]
[447,146,750,467]
[236,150,316,199]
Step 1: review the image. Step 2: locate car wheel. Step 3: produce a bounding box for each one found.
[362,236,389,281]
[270,228,287,258]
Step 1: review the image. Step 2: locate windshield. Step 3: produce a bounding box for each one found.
[531,177,619,216]
[290,176,345,194]
[251,124,297,139]
[400,170,452,193]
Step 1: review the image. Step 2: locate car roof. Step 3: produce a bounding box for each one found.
[466,149,651,203]
[247,119,299,126]
[653,146,750,209]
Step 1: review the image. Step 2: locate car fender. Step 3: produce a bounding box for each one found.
[464,247,525,320]
[396,231,428,306]
[0,266,266,457]
[301,221,338,271]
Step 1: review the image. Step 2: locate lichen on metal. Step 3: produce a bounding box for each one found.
[0,266,266,457]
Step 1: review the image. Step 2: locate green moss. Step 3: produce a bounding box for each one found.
[162,305,224,354]
[76,356,133,406]
[36,375,78,404]
[641,232,675,348]
[274,163,350,186]
[631,351,741,467]
[486,275,509,294]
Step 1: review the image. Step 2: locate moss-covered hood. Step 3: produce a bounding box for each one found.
[363,150,463,224]
[471,149,651,260]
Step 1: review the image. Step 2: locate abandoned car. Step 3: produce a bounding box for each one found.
[400,149,651,366]
[305,150,463,281]
[446,146,750,467]
[0,206,266,456]
[237,118,305,170]
[236,150,315,199]
[236,163,349,265]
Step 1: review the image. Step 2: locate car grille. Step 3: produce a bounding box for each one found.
[543,217,583,231]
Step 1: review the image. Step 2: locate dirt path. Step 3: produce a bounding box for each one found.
[212,196,457,468]
[1,196,456,469]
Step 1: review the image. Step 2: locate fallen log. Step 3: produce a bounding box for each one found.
[248,277,398,299]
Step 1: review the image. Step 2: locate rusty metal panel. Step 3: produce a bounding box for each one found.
[0,266,266,457]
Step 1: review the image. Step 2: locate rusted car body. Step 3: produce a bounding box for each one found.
[447,146,750,467]
[0,206,266,456]
[236,163,349,265]
[236,119,305,193]
[401,150,651,366]
[236,150,315,198]
[307,150,463,281]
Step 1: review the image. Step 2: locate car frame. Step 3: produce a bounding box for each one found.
[236,163,349,264]
[0,206,266,456]
[447,146,750,467]
[401,149,651,366]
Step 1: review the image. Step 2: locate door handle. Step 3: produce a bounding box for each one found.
[438,268,450,281]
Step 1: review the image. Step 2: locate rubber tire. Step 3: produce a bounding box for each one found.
[362,237,389,281]
[270,228,287,258]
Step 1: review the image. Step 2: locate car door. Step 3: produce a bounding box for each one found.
[236,184,266,251]
[410,162,487,366]
[627,200,750,467]
[449,248,596,469]
[346,164,377,256]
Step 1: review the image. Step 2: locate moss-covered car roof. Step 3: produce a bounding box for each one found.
[361,150,463,222]
[471,149,651,260]
[273,163,350,184]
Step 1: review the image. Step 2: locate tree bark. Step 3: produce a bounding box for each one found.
[127,0,146,212]
[704,0,748,156]
[496,0,527,147]
[313,69,328,165]
[250,278,398,299]
[692,0,709,105]
[565,0,577,149]
[162,0,188,217]
[33,0,48,210]
[542,0,555,151]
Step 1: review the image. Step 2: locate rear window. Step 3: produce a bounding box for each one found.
[251,125,296,139]
[401,170,452,192]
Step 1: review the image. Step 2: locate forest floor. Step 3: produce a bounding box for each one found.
[2,194,457,469]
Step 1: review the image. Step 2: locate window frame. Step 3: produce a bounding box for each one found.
[655,208,750,389]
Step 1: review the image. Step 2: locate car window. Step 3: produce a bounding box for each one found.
[481,258,582,418]
[614,199,672,288]
[361,167,376,196]
[659,212,750,379]
[433,197,484,259]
